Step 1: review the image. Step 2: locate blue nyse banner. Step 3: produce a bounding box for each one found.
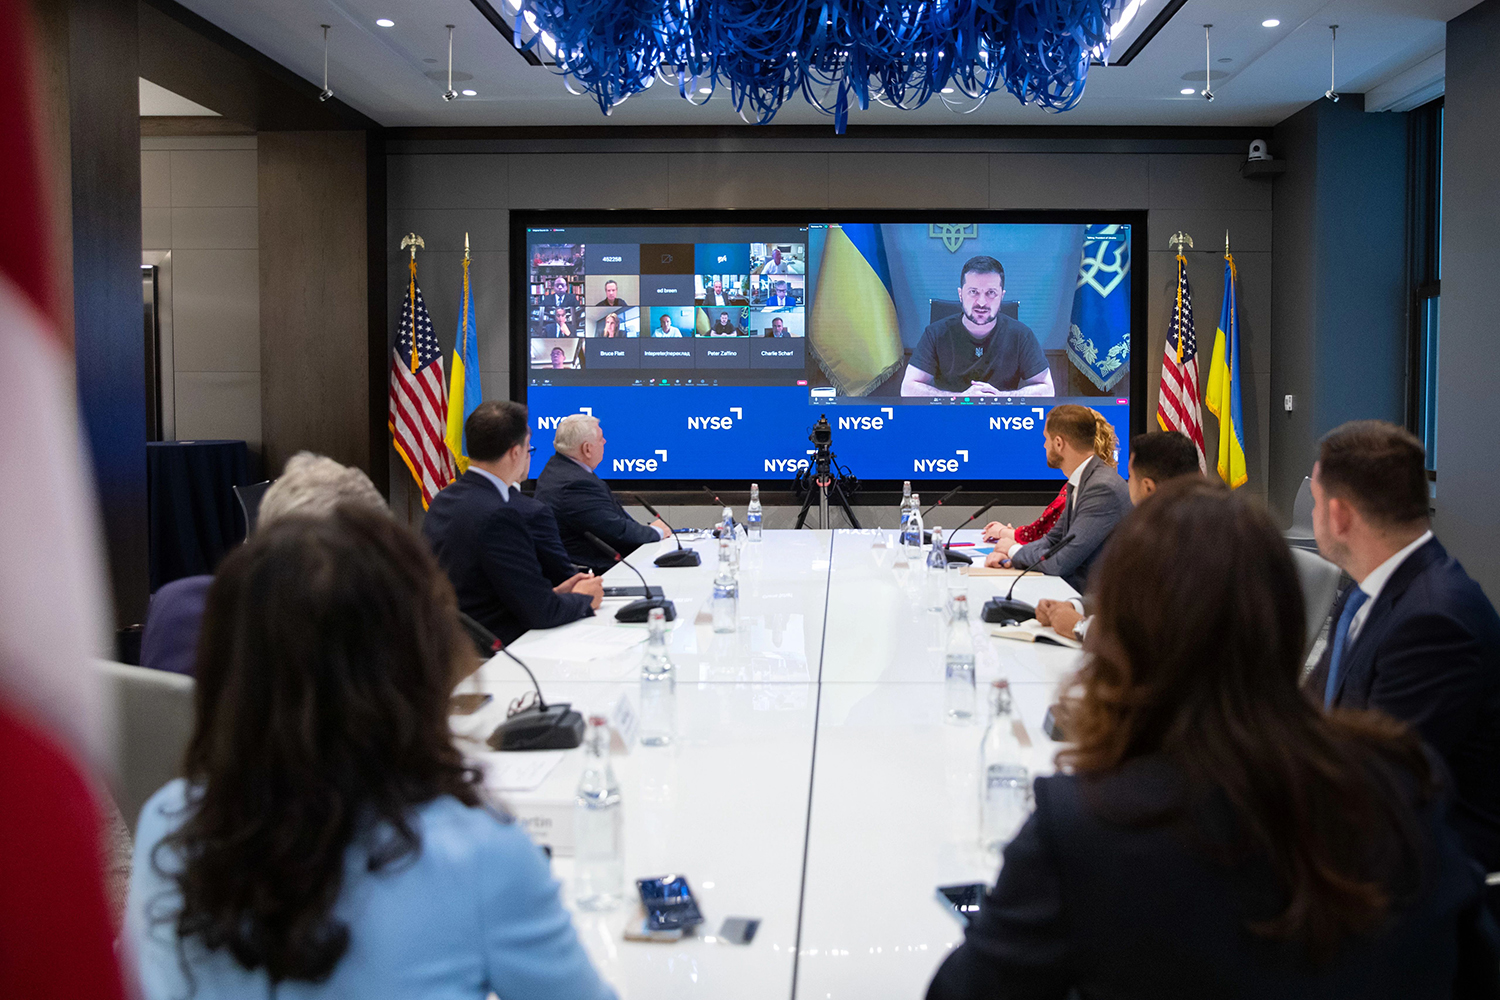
[526,385,1129,483]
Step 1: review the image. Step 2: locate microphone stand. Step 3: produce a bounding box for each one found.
[453,614,585,751]
[630,493,701,567]
[981,533,1074,623]
[585,531,677,623]
[939,498,1001,566]
[921,485,962,517]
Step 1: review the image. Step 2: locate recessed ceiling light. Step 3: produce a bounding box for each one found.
[1262,18,1280,27]
[941,86,955,94]
[698,86,711,94]
[1181,87,1199,95]
[461,89,477,96]
[375,18,394,27]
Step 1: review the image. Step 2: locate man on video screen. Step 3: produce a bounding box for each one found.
[901,255,1054,397]
[595,280,628,308]
[544,276,579,312]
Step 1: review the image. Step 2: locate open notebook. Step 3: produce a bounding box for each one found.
[989,618,1083,649]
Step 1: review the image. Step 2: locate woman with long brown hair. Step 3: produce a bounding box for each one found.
[930,480,1498,999]
[124,508,615,999]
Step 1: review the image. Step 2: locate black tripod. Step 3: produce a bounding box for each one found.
[794,415,860,529]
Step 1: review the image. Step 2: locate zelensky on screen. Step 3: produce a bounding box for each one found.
[513,213,1144,484]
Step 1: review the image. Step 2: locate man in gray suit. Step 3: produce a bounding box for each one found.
[983,404,1131,593]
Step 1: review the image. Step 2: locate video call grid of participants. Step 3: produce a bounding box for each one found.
[528,240,808,348]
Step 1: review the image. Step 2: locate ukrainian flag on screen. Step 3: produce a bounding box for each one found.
[808,224,903,397]
[445,263,482,474]
[1205,257,1247,488]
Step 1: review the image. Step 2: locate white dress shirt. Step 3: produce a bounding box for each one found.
[1009,455,1093,559]
[470,466,514,499]
[1347,530,1434,645]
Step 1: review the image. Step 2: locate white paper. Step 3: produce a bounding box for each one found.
[477,750,565,791]
[531,622,650,661]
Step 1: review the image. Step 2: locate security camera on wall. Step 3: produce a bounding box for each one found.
[1248,139,1270,161]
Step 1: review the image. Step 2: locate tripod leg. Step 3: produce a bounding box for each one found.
[831,482,861,529]
[794,481,818,529]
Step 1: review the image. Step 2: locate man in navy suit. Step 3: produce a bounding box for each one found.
[1305,420,1500,893]
[423,402,602,645]
[534,413,670,575]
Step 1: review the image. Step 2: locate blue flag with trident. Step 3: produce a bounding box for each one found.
[1066,224,1132,391]
[445,236,483,474]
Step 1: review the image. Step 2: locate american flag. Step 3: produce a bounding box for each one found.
[1156,254,1208,472]
[389,268,456,508]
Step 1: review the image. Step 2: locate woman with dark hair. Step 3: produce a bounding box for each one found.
[929,480,1499,999]
[124,508,615,999]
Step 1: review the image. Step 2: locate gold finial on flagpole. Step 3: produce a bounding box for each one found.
[1225,229,1231,255]
[464,232,470,262]
[1168,231,1194,254]
[401,233,425,261]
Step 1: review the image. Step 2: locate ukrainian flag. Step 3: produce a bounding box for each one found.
[445,252,482,474]
[808,224,903,397]
[1205,255,1247,488]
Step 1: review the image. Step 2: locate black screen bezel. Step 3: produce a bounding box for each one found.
[510,208,1148,494]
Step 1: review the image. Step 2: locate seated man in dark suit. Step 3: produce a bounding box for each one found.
[534,413,670,575]
[982,404,1131,593]
[423,405,602,645]
[140,452,389,675]
[1035,428,1203,640]
[1304,420,1500,892]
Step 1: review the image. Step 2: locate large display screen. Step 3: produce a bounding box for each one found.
[512,211,1145,487]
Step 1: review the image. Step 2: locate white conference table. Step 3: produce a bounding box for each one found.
[455,529,1084,999]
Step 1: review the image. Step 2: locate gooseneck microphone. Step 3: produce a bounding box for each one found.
[630,493,701,567]
[454,613,585,751]
[584,531,677,623]
[940,497,1002,565]
[982,532,1074,624]
[701,486,738,533]
[921,485,962,517]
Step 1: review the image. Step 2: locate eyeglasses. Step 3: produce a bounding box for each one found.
[528,445,537,454]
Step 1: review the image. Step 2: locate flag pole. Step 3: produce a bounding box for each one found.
[400,232,425,373]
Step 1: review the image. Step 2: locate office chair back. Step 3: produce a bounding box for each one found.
[1292,547,1343,655]
[233,479,272,536]
[1286,476,1316,550]
[929,298,1020,326]
[95,659,195,833]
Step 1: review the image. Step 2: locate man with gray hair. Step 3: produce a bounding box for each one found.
[139,452,388,676]
[534,414,670,575]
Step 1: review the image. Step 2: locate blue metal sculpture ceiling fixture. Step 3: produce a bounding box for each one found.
[516,0,1123,133]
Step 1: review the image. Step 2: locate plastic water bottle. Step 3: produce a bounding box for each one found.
[944,594,976,722]
[574,716,624,909]
[639,607,675,747]
[925,524,949,611]
[901,480,913,519]
[712,537,738,634]
[720,506,740,573]
[746,483,764,542]
[979,680,1033,854]
[902,493,925,560]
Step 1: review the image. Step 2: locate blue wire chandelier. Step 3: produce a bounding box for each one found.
[518,0,1122,133]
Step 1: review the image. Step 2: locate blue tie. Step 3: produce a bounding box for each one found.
[1323,588,1370,707]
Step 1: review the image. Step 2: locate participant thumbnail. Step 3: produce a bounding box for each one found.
[752,242,806,275]
[586,306,640,338]
[648,305,696,338]
[694,242,750,276]
[752,273,805,307]
[585,275,638,308]
[530,338,584,370]
[699,306,750,337]
[529,303,581,338]
[640,243,695,274]
[696,274,750,306]
[749,309,804,338]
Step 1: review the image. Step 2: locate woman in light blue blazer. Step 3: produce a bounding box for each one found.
[124,507,615,1000]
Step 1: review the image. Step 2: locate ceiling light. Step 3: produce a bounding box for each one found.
[941,86,955,94]
[698,86,711,94]
[1180,87,1196,95]
[375,18,394,28]
[504,0,521,9]
[461,89,477,96]
[540,31,557,55]
[1261,18,1280,28]
[523,9,538,31]
[1108,0,1144,42]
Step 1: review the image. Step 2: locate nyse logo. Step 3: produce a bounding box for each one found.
[687,406,742,430]
[989,408,1045,432]
[913,450,969,474]
[536,416,563,430]
[764,457,811,473]
[613,449,669,473]
[838,416,884,430]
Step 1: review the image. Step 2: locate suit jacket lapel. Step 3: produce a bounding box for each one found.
[1330,538,1445,707]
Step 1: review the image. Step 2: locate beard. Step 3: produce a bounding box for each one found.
[1045,446,1063,469]
[964,305,996,328]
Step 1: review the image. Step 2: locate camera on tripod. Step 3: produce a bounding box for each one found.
[795,414,859,529]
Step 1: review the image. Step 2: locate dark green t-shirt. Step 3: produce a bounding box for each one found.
[909,313,1048,393]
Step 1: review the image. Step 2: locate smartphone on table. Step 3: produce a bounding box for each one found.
[637,874,705,932]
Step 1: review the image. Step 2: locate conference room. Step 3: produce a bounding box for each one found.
[6,0,1500,997]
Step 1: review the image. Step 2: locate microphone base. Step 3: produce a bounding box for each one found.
[487,703,586,751]
[982,597,1036,624]
[654,549,702,567]
[615,596,677,624]
[942,547,973,565]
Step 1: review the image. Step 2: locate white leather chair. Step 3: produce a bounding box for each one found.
[95,660,195,833]
[1292,547,1343,656]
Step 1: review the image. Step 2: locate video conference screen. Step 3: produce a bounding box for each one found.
[512,212,1144,485]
